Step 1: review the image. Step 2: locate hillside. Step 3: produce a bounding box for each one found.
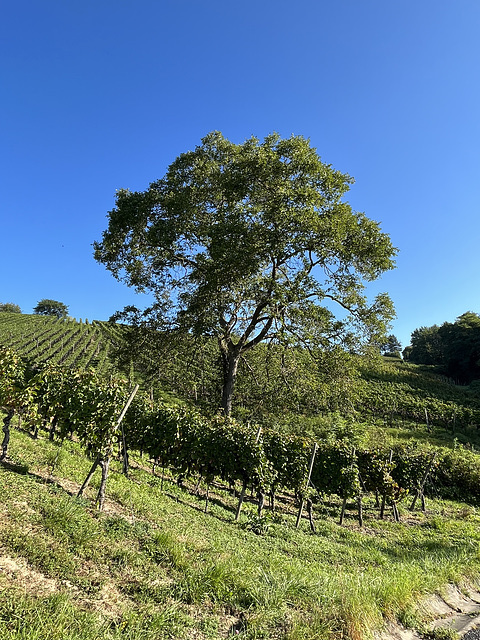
[1,428,480,640]
[0,312,121,373]
[2,312,480,639]
[2,312,480,441]
[355,357,480,450]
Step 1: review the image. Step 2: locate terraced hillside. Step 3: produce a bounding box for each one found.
[2,312,480,442]
[356,358,480,436]
[3,314,480,639]
[0,313,122,373]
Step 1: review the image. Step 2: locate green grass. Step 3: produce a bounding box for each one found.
[1,429,480,639]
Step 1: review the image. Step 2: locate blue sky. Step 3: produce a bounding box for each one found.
[1,1,479,350]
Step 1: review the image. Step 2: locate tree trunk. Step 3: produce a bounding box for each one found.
[220,346,240,416]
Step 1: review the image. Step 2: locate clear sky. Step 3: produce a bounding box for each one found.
[1,1,479,350]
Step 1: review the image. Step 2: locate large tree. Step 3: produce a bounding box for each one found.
[34,299,68,318]
[94,132,396,414]
[405,313,480,383]
[380,334,402,357]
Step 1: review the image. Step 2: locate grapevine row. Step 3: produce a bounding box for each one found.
[3,345,478,525]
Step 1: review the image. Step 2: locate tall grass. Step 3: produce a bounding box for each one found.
[1,428,480,639]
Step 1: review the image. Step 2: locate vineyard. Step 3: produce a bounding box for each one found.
[2,313,480,439]
[2,342,480,523]
[357,362,480,433]
[3,315,480,639]
[0,313,123,373]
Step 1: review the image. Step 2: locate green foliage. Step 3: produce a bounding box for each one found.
[0,346,37,459]
[126,402,274,491]
[4,342,480,508]
[0,302,21,313]
[0,346,26,410]
[40,492,100,549]
[439,312,480,383]
[29,365,129,459]
[0,313,117,373]
[241,509,272,535]
[34,299,69,318]
[3,422,480,640]
[434,447,480,501]
[311,442,361,499]
[356,357,480,431]
[380,333,402,357]
[107,318,221,406]
[406,312,480,384]
[235,342,361,419]
[407,325,444,365]
[142,530,188,570]
[107,317,363,420]
[424,627,459,640]
[263,431,312,494]
[94,131,396,413]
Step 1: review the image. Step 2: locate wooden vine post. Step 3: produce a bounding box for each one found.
[77,454,101,497]
[119,384,139,477]
[295,443,318,528]
[409,452,437,512]
[380,450,394,519]
[235,425,262,521]
[77,384,139,510]
[96,458,111,511]
[357,492,364,527]
[355,450,364,527]
[0,409,14,462]
[96,383,139,511]
[392,500,400,522]
[204,484,210,513]
[235,479,248,521]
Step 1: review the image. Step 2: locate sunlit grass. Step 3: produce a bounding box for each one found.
[1,429,480,639]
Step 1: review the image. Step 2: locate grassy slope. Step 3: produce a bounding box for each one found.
[1,428,480,640]
[2,313,480,638]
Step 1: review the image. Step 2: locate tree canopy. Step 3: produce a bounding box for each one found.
[34,299,68,318]
[439,312,480,383]
[380,334,402,357]
[0,302,21,313]
[406,325,443,365]
[94,132,397,414]
[405,312,480,384]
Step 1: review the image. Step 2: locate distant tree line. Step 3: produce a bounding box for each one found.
[379,334,402,357]
[404,312,480,384]
[0,302,21,313]
[0,299,69,318]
